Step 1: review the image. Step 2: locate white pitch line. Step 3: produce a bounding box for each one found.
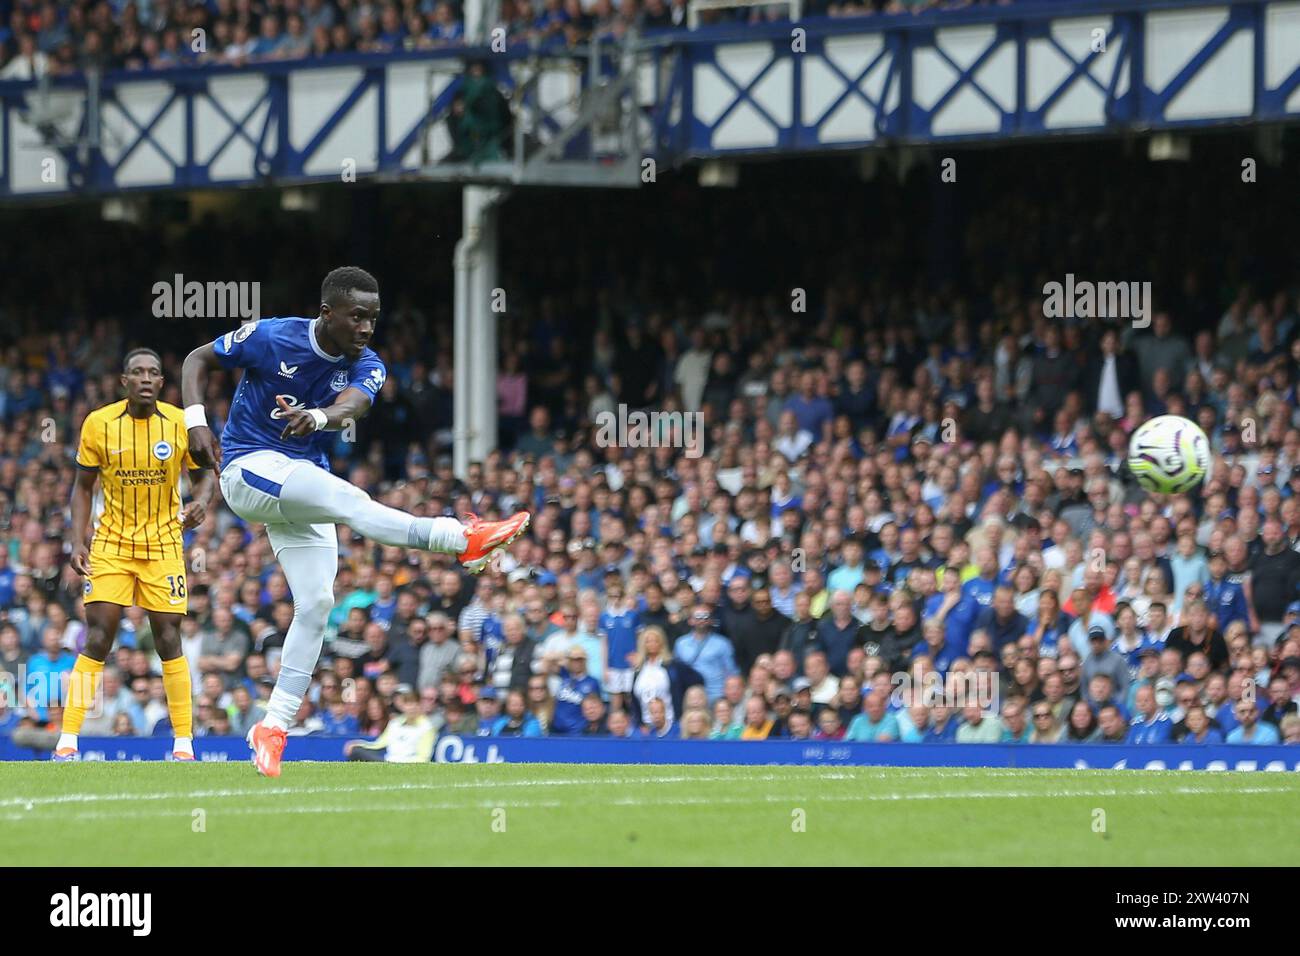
[2,769,1293,811]
[2,766,1060,810]
[0,771,831,809]
[2,783,1294,824]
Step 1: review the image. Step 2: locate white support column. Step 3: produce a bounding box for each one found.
[453,184,505,479]
[452,222,472,479]
[469,189,499,466]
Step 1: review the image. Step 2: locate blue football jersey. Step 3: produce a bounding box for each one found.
[214,317,386,468]
[600,606,640,669]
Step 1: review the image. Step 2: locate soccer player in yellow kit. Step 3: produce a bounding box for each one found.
[56,348,214,761]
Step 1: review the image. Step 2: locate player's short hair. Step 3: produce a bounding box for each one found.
[321,266,379,306]
[122,347,161,372]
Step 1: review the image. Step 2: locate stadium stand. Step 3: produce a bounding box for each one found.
[0,0,1019,78]
[1,138,1299,753]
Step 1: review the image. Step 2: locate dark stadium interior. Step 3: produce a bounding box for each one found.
[3,131,1298,359]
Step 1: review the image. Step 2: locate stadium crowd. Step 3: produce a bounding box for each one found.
[3,288,1300,753]
[2,138,1300,758]
[0,0,1015,79]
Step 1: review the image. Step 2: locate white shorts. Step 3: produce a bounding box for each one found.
[219,450,335,553]
[605,668,633,694]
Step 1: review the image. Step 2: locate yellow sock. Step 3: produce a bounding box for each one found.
[63,654,104,736]
[162,656,193,739]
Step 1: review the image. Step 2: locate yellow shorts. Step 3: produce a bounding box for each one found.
[83,553,189,614]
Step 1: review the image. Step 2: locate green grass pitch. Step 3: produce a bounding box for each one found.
[3,762,1297,866]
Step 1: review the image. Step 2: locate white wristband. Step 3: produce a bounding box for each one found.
[183,404,208,430]
[307,408,329,431]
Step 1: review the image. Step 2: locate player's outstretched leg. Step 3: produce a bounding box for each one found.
[273,461,530,574]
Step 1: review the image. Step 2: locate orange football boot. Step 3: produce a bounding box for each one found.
[459,511,531,574]
[247,722,288,777]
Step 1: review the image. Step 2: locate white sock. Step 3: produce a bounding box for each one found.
[173,736,193,754]
[57,732,77,751]
[262,713,289,731]
[426,517,469,553]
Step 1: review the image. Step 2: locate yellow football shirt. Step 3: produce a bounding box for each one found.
[75,399,197,562]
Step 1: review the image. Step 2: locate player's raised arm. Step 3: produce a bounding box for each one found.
[276,386,373,440]
[181,341,225,470]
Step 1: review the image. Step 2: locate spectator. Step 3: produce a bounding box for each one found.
[227,684,266,738]
[672,605,738,703]
[815,590,861,675]
[778,707,808,740]
[1028,702,1064,743]
[1096,704,1129,743]
[1248,519,1300,647]
[1279,714,1300,744]
[551,647,600,735]
[25,626,75,719]
[1000,699,1031,742]
[844,690,898,742]
[802,652,839,709]
[492,688,542,737]
[1126,684,1173,744]
[642,697,675,738]
[0,623,26,683]
[706,699,736,740]
[955,703,1001,743]
[0,33,49,79]
[1063,699,1101,743]
[198,607,250,690]
[815,709,845,741]
[1226,701,1281,745]
[488,613,535,693]
[923,703,959,742]
[578,695,608,735]
[1082,626,1130,700]
[417,612,459,689]
[1180,705,1224,744]
[627,625,703,729]
[599,574,639,709]
[729,587,789,676]
[680,708,711,740]
[345,689,436,761]
[738,695,773,740]
[473,685,502,735]
[526,675,555,734]
[778,590,824,676]
[1165,599,1229,673]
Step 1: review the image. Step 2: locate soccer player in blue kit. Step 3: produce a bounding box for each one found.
[181,267,530,776]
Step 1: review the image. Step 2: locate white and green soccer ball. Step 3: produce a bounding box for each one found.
[1127,415,1210,494]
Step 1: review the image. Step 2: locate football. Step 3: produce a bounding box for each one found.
[1127,415,1211,494]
